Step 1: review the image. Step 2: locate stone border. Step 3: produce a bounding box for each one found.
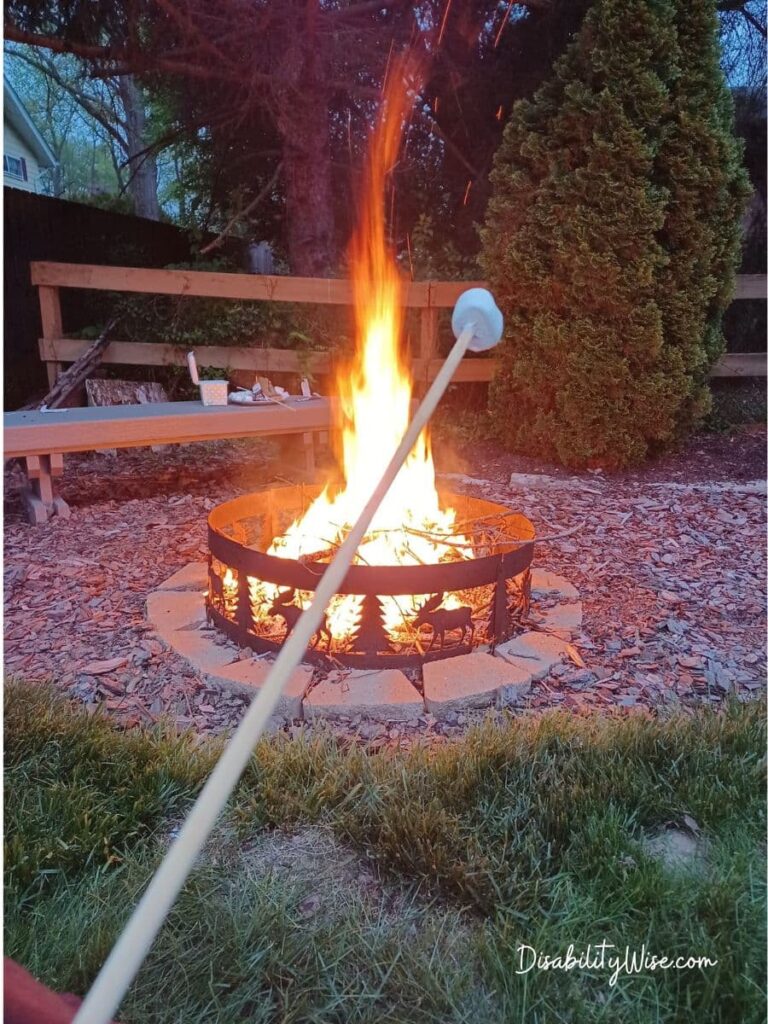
[147,563,582,724]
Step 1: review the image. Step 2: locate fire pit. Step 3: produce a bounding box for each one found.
[146,60,582,723]
[205,484,535,670]
[202,64,538,678]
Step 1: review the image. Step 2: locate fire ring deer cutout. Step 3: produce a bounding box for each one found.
[267,588,332,649]
[413,592,474,651]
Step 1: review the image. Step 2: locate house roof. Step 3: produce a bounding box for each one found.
[4,75,57,168]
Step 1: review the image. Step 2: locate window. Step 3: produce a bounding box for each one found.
[4,154,28,181]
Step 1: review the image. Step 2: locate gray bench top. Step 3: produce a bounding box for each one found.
[5,398,335,458]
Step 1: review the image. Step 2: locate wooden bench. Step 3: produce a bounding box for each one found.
[4,399,334,524]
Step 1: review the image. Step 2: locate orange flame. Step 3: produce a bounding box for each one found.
[253,55,471,644]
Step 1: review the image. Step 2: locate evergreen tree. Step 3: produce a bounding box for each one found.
[481,0,749,468]
[656,0,752,429]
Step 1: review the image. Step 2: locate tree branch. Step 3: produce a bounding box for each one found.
[5,21,262,84]
[413,104,480,178]
[741,6,767,37]
[325,0,406,21]
[5,22,120,61]
[9,49,129,148]
[153,0,230,63]
[199,162,283,254]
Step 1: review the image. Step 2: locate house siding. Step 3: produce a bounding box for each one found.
[4,121,41,193]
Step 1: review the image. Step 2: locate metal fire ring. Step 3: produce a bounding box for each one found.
[206,484,535,669]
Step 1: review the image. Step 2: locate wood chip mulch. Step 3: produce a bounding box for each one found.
[4,429,766,746]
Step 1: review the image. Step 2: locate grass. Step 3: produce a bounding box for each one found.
[5,681,766,1023]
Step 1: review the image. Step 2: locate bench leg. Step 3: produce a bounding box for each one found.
[278,433,317,480]
[302,432,316,478]
[21,454,68,524]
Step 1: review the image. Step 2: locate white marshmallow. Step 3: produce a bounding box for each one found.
[451,288,504,352]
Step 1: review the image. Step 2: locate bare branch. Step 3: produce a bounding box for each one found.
[9,49,129,147]
[4,22,120,61]
[5,20,261,84]
[325,0,406,21]
[199,162,283,254]
[153,0,230,63]
[742,6,767,38]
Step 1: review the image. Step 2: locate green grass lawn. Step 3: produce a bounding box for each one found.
[5,681,766,1023]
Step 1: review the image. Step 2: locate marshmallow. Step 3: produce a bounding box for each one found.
[451,288,504,352]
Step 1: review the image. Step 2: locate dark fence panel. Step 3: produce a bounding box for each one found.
[4,189,205,409]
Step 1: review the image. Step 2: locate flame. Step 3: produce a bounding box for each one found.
[250,56,471,647]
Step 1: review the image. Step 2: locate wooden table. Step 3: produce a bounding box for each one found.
[5,398,334,523]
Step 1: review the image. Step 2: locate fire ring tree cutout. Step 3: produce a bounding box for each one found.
[206,485,534,670]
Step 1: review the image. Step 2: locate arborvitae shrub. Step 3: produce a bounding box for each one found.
[655,0,751,431]
[481,0,750,468]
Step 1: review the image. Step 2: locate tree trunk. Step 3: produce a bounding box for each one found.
[274,7,336,276]
[279,117,337,276]
[118,75,161,221]
[48,151,66,197]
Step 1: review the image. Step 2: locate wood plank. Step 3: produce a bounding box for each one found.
[38,285,63,387]
[420,353,767,381]
[416,305,439,392]
[427,276,767,305]
[30,263,765,308]
[734,275,766,300]
[411,357,497,382]
[44,337,496,381]
[30,262,432,307]
[39,337,768,383]
[710,352,767,377]
[39,337,333,375]
[426,281,487,307]
[4,399,337,458]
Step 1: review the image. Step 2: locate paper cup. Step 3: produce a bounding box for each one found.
[199,380,229,406]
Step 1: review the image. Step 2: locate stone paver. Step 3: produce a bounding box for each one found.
[146,589,210,638]
[203,658,310,715]
[157,561,208,591]
[304,669,424,723]
[148,563,581,724]
[531,569,580,600]
[495,631,569,680]
[423,652,532,718]
[537,601,583,639]
[146,585,308,718]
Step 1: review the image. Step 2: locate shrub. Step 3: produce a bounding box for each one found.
[481,0,750,468]
[655,0,752,431]
[88,259,346,357]
[80,258,354,396]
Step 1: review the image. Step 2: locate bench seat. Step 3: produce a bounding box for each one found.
[4,398,334,456]
[4,398,335,523]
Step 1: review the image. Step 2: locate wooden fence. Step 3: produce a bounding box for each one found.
[31,261,767,391]
[4,190,228,408]
[3,192,243,407]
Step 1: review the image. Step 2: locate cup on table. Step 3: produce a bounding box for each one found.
[199,380,229,406]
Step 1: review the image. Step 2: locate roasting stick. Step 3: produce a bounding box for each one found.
[73,288,504,1024]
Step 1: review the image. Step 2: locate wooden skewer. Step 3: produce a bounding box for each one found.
[234,386,297,412]
[72,323,478,1024]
